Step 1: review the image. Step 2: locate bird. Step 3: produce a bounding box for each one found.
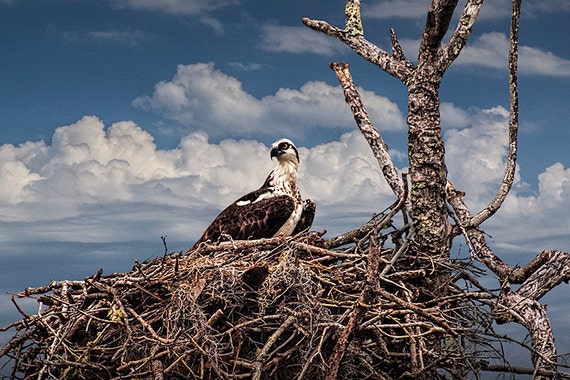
[193,138,315,247]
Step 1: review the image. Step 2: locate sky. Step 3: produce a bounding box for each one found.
[1,0,569,372]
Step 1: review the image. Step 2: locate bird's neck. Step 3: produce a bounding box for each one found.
[270,160,299,197]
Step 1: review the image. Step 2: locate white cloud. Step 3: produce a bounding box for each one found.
[519,45,570,77]
[227,62,263,71]
[132,62,405,138]
[0,115,400,246]
[110,0,236,15]
[443,105,570,253]
[0,141,46,204]
[456,32,570,76]
[441,102,471,129]
[1,105,570,253]
[445,106,518,207]
[108,0,236,32]
[60,27,154,46]
[260,24,348,55]
[0,118,275,244]
[132,63,265,135]
[364,0,514,20]
[455,33,508,69]
[524,0,570,15]
[87,29,153,45]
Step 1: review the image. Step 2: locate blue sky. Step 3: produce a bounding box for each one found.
[1,0,569,370]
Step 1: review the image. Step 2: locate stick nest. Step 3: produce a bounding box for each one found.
[1,207,501,379]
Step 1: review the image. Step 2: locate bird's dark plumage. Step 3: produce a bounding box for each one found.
[193,138,315,247]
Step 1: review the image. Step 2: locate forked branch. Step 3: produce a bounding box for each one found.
[302,0,414,84]
[438,0,484,71]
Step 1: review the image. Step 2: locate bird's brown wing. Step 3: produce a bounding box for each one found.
[292,199,316,235]
[194,194,295,246]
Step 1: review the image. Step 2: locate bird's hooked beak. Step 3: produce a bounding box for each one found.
[270,146,284,159]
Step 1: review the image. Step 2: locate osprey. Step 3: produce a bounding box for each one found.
[194,138,315,246]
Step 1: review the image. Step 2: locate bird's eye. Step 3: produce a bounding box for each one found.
[280,142,290,150]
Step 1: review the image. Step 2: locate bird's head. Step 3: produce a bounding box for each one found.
[270,138,299,165]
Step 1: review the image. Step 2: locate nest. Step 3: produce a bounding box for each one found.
[1,205,503,380]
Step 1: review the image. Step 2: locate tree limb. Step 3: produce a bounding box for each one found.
[471,0,521,227]
[496,291,558,378]
[446,180,569,376]
[302,18,414,84]
[329,61,405,198]
[515,250,570,300]
[344,0,363,35]
[326,245,381,380]
[438,0,484,72]
[419,0,459,68]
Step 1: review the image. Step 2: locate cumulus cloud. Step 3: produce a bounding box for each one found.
[1,102,568,253]
[0,116,395,239]
[0,141,46,204]
[441,102,471,129]
[445,106,519,207]
[132,62,405,138]
[260,24,348,55]
[444,105,570,253]
[456,32,570,76]
[1,104,570,255]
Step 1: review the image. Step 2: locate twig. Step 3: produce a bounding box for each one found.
[252,315,296,380]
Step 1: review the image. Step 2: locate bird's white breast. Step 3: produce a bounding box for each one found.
[273,202,303,237]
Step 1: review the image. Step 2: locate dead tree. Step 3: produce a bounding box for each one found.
[304,0,570,378]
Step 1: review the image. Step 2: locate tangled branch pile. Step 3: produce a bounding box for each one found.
[2,204,511,380]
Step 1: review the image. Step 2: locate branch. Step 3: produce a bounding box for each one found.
[344,0,363,35]
[445,181,513,278]
[438,0,484,71]
[516,250,570,300]
[252,315,296,380]
[481,363,570,379]
[496,291,558,376]
[447,181,570,288]
[471,0,521,227]
[418,0,459,67]
[326,245,381,380]
[446,180,569,376]
[302,17,414,84]
[329,61,405,198]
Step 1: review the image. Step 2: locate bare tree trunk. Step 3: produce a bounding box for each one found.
[305,0,570,378]
[407,76,451,294]
[305,0,484,296]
